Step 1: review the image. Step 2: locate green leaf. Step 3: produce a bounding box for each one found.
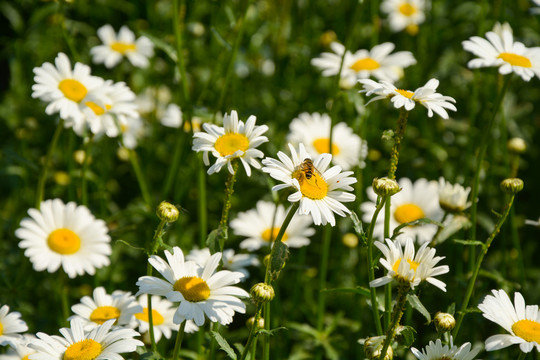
[210,27,233,51]
[257,327,287,336]
[141,31,177,62]
[382,129,395,141]
[397,325,417,347]
[206,227,227,253]
[322,286,370,298]
[270,241,289,281]
[391,218,443,239]
[211,331,237,360]
[453,239,485,249]
[349,211,367,246]
[115,240,145,252]
[406,293,431,323]
[139,351,165,360]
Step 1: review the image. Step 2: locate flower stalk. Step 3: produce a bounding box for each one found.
[171,321,187,360]
[378,283,409,360]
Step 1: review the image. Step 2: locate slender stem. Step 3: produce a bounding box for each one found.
[468,75,511,266]
[316,226,332,331]
[262,301,271,360]
[453,193,516,340]
[365,195,387,335]
[80,136,93,206]
[36,119,64,208]
[378,285,409,360]
[387,109,409,180]
[217,161,239,252]
[198,160,208,247]
[517,351,527,360]
[128,149,152,210]
[172,322,187,360]
[59,270,69,326]
[240,304,264,360]
[383,197,391,330]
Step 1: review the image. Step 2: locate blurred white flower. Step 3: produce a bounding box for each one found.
[438,177,471,213]
[161,104,183,128]
[0,305,28,347]
[381,0,427,35]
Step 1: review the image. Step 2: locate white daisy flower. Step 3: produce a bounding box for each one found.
[462,23,540,82]
[119,116,145,149]
[370,237,449,291]
[479,289,540,353]
[32,52,104,125]
[186,248,259,280]
[0,334,36,360]
[311,42,416,87]
[438,177,472,213]
[136,247,249,326]
[230,200,315,251]
[91,24,154,68]
[192,110,269,176]
[72,80,139,138]
[411,337,480,360]
[69,287,142,331]
[381,0,426,35]
[135,85,171,117]
[261,143,357,226]
[359,78,457,119]
[287,112,368,170]
[361,178,443,244]
[161,104,183,128]
[133,295,198,343]
[0,305,28,347]
[15,199,111,279]
[29,318,143,360]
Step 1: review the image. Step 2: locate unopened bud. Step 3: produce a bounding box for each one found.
[250,283,275,304]
[246,316,265,330]
[364,336,393,360]
[156,201,180,223]
[342,233,358,248]
[507,137,526,154]
[500,178,524,194]
[434,312,455,333]
[372,177,400,196]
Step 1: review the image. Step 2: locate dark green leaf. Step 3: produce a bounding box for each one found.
[211,331,237,360]
[407,293,431,323]
[453,239,485,248]
[257,327,287,336]
[349,211,367,246]
[322,286,370,298]
[391,218,443,239]
[270,241,289,281]
[397,325,417,347]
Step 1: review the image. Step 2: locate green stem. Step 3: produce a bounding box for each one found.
[128,149,152,210]
[383,197,391,330]
[240,304,264,360]
[387,108,408,180]
[378,285,409,360]
[468,75,511,268]
[59,270,69,327]
[36,119,64,208]
[365,195,387,335]
[172,322,187,360]
[517,351,527,360]
[80,136,93,206]
[217,161,239,252]
[198,160,208,247]
[262,302,271,360]
[316,226,332,331]
[453,193,516,340]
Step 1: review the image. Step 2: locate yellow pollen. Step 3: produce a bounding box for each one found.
[512,319,540,343]
[84,101,107,116]
[312,138,340,155]
[47,228,81,255]
[498,52,532,68]
[392,258,420,272]
[261,227,289,242]
[58,79,88,103]
[399,3,417,16]
[0,322,3,335]
[89,306,121,325]
[350,57,380,72]
[110,42,136,54]
[394,203,425,224]
[22,356,31,360]
[292,168,329,200]
[174,276,211,302]
[135,308,165,325]
[214,133,250,157]
[395,89,415,99]
[64,339,102,360]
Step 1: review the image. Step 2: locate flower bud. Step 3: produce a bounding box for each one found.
[500,178,524,194]
[364,336,393,360]
[434,312,455,333]
[342,233,358,248]
[250,283,275,304]
[372,177,400,196]
[507,137,526,154]
[246,316,265,330]
[156,201,180,223]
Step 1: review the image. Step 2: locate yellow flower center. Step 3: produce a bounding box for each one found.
[0,322,3,335]
[512,319,540,343]
[47,228,81,255]
[58,79,88,103]
[214,133,250,157]
[85,101,112,116]
[292,165,329,200]
[261,227,289,242]
[110,42,136,54]
[406,24,419,35]
[135,308,165,325]
[497,52,532,68]
[312,138,340,155]
[350,57,380,72]
[64,339,102,360]
[392,258,420,272]
[399,3,417,16]
[89,306,121,325]
[394,203,425,224]
[22,356,32,360]
[174,276,211,302]
[395,89,415,99]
